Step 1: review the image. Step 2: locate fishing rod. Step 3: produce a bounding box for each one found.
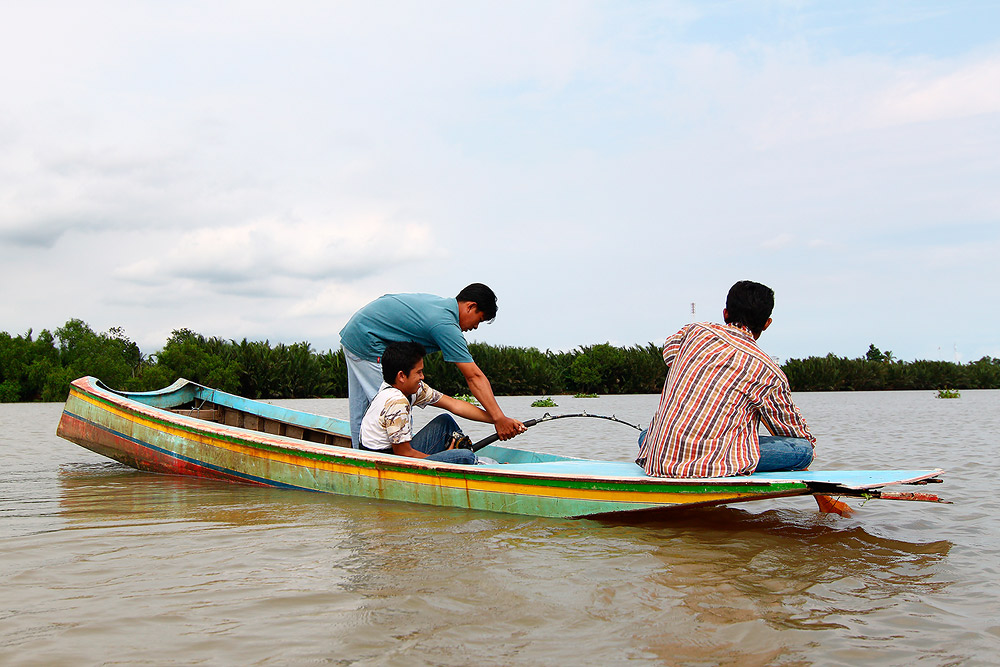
[471,411,643,452]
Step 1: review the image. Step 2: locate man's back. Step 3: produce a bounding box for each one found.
[638,321,812,478]
[339,293,473,363]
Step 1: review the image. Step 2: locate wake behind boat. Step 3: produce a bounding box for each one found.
[56,377,946,518]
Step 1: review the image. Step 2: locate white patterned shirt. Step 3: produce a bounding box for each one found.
[359,381,443,451]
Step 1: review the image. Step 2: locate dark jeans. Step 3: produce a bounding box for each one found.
[411,414,477,464]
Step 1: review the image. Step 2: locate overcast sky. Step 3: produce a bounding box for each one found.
[2,1,998,364]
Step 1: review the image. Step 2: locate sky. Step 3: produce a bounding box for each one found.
[2,1,998,364]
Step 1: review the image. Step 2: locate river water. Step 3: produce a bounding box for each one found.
[2,391,998,666]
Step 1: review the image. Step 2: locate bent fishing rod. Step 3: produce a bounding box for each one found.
[471,412,643,452]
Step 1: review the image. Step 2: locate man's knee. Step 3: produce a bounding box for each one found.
[428,413,460,431]
[757,436,814,472]
[427,449,478,465]
[785,443,814,471]
[448,449,477,465]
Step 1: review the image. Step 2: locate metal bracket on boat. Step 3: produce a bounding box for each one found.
[471,411,643,451]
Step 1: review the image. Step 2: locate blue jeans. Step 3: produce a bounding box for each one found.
[754,435,814,472]
[412,414,478,465]
[636,430,813,473]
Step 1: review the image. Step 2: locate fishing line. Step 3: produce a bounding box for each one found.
[471,412,643,451]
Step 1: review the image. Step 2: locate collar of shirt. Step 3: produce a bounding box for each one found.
[373,381,404,401]
[724,322,755,339]
[376,381,412,402]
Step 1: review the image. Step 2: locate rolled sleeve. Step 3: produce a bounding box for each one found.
[412,382,444,408]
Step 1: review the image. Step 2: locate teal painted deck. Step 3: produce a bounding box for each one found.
[475,456,944,488]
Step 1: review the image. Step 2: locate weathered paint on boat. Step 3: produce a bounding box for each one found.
[56,377,945,519]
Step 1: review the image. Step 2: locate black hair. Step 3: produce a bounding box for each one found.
[456,283,497,322]
[724,280,775,336]
[380,341,427,384]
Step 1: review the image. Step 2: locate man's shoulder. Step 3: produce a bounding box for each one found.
[385,293,457,320]
[427,300,463,334]
[675,321,728,341]
[687,323,779,369]
[423,294,459,314]
[390,292,444,305]
[381,386,409,403]
[681,321,727,333]
[368,385,410,416]
[358,292,440,311]
[725,331,785,378]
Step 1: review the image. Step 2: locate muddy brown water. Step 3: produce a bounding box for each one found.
[2,391,997,665]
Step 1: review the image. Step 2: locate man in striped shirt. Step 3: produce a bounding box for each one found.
[636,281,815,478]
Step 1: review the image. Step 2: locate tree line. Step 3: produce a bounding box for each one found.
[781,344,1000,392]
[1,321,998,403]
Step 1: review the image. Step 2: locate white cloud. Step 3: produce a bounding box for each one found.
[872,56,1000,126]
[760,233,796,250]
[115,216,435,286]
[287,282,383,320]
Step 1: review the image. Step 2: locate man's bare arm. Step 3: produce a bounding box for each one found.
[454,361,526,440]
[433,394,492,423]
[390,440,428,458]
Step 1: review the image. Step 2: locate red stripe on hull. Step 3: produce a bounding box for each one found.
[57,411,271,487]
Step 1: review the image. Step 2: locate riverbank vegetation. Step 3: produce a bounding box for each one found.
[2,321,999,402]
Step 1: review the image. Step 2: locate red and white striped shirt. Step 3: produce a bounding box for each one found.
[637,322,814,478]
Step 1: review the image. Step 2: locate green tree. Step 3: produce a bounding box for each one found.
[865,344,885,363]
[154,328,241,393]
[7,319,1000,401]
[569,354,602,393]
[317,348,348,397]
[50,320,141,398]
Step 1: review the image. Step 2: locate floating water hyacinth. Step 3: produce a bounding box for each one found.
[531,397,558,407]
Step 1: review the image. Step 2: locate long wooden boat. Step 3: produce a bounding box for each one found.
[56,377,946,519]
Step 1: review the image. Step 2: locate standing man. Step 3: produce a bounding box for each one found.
[636,280,816,478]
[339,283,525,448]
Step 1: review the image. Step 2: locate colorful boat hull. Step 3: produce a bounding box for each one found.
[56,377,945,518]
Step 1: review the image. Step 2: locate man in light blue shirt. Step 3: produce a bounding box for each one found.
[339,283,526,448]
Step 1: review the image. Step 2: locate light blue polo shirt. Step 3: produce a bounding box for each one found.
[339,293,474,364]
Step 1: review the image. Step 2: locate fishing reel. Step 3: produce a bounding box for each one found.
[448,432,474,450]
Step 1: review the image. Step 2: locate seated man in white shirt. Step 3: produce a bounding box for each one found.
[358,341,493,464]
